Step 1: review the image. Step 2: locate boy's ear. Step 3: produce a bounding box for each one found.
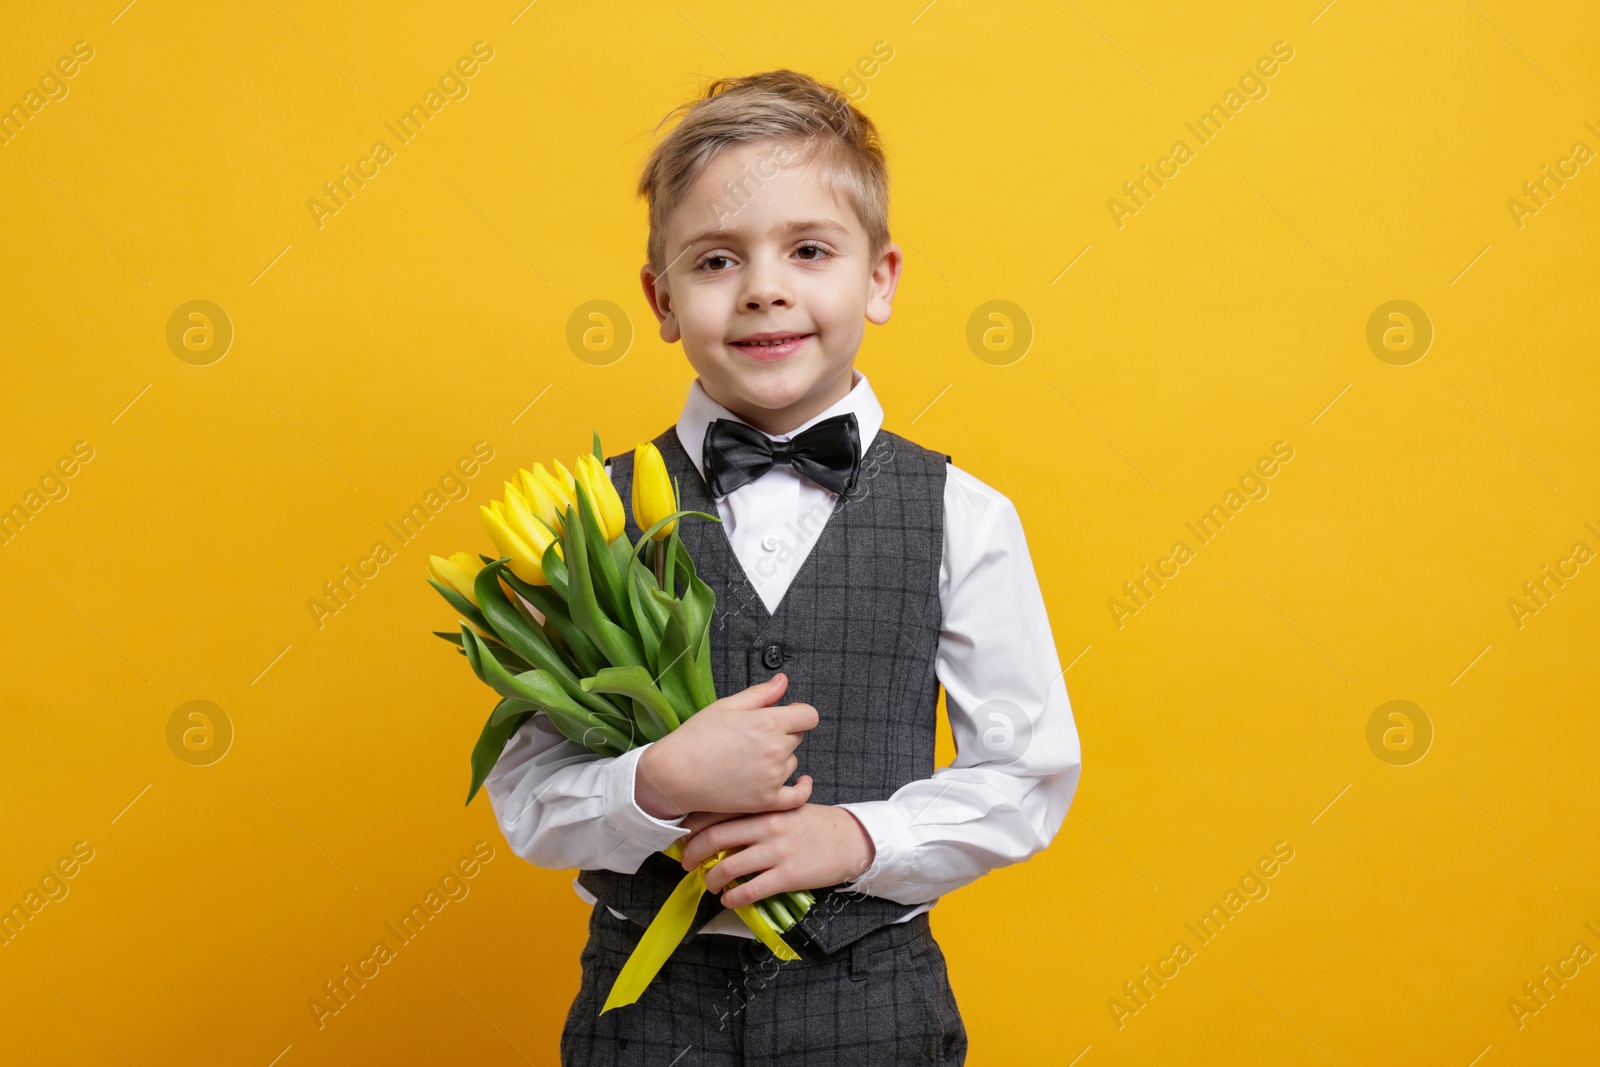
[865,242,903,326]
[639,263,681,343]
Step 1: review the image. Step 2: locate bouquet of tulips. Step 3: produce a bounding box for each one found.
[427,433,813,1011]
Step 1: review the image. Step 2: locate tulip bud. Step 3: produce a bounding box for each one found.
[427,551,483,606]
[574,453,626,543]
[515,467,568,537]
[480,503,562,586]
[504,483,560,549]
[632,442,677,542]
[551,459,578,502]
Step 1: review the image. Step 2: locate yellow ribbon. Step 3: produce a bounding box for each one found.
[599,836,801,1013]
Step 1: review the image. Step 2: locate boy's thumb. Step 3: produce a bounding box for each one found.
[729,671,787,709]
[774,773,813,810]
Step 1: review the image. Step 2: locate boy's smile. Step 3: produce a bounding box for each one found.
[640,139,902,437]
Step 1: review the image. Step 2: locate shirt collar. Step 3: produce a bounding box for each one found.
[675,367,883,488]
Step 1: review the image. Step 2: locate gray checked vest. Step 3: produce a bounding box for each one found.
[577,423,951,956]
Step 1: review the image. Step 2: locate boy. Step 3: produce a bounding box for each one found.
[485,69,1081,1065]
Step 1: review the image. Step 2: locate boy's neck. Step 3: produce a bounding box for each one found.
[703,365,859,437]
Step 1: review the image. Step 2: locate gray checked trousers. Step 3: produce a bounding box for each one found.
[560,902,967,1066]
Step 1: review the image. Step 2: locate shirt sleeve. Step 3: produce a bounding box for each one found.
[484,707,693,873]
[833,465,1082,904]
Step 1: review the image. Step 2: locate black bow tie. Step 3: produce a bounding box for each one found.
[702,412,862,498]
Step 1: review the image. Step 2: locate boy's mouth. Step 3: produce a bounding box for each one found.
[729,332,813,361]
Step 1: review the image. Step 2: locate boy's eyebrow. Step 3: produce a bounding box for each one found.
[675,217,852,253]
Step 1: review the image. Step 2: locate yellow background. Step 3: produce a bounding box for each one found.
[2,1,1596,1063]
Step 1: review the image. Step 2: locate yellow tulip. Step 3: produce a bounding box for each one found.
[632,442,677,542]
[505,482,563,550]
[513,469,567,537]
[481,500,563,585]
[531,461,577,509]
[551,459,578,502]
[575,453,626,543]
[427,551,483,607]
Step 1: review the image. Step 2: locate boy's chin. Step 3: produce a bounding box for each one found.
[715,366,840,413]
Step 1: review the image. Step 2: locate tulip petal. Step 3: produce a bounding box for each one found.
[481,505,546,585]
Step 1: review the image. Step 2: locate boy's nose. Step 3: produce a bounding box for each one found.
[740,258,792,309]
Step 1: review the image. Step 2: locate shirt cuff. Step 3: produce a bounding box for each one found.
[604,743,692,849]
[831,800,918,897]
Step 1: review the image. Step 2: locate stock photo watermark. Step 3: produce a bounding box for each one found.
[1,39,95,148]
[307,841,497,1029]
[1,440,95,549]
[966,300,1033,366]
[1505,122,1598,230]
[565,300,633,366]
[838,40,894,101]
[1365,299,1432,366]
[166,299,233,365]
[166,700,234,767]
[307,440,495,630]
[1108,840,1296,1029]
[307,41,496,230]
[1505,920,1600,1031]
[1107,41,1296,229]
[1505,522,1596,630]
[1108,441,1296,629]
[1,841,96,949]
[711,843,904,1033]
[1365,700,1432,766]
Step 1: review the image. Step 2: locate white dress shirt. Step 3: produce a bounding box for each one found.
[484,368,1082,938]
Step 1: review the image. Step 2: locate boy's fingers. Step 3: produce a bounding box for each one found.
[719,867,784,909]
[705,844,776,895]
[772,775,813,810]
[681,819,760,870]
[721,672,787,711]
[775,703,819,734]
[681,809,741,837]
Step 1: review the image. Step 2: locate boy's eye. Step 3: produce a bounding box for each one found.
[691,244,833,272]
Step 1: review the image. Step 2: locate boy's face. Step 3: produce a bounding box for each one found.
[640,139,902,437]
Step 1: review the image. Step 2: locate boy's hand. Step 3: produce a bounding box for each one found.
[635,672,817,820]
[675,804,877,910]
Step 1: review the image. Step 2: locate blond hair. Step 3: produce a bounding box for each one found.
[635,69,890,274]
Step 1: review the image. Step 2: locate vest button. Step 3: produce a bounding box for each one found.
[761,644,784,669]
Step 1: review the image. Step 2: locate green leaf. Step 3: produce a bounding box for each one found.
[609,534,634,579]
[462,626,633,753]
[540,538,570,601]
[580,665,680,740]
[667,534,719,710]
[691,637,715,712]
[489,695,540,726]
[663,527,680,597]
[626,556,669,673]
[428,578,494,636]
[630,508,722,559]
[472,560,626,723]
[501,572,610,680]
[434,627,533,673]
[466,700,534,805]
[562,503,646,670]
[574,476,631,631]
[648,587,702,724]
[592,430,604,463]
